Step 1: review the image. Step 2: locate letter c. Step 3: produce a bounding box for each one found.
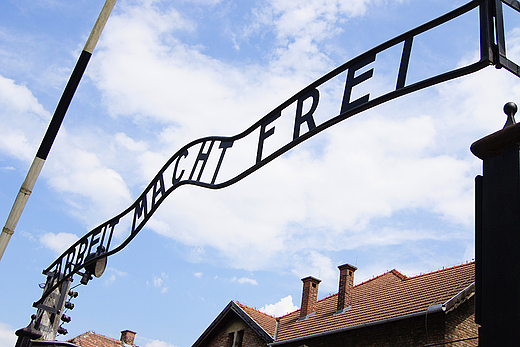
[173,149,189,185]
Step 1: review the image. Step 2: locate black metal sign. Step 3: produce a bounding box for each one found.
[34,0,520,308]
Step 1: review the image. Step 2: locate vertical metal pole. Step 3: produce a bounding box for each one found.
[480,0,496,64]
[470,102,520,346]
[0,0,117,262]
[474,175,483,325]
[494,0,507,65]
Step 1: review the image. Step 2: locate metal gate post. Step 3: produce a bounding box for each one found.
[15,316,41,347]
[471,102,520,346]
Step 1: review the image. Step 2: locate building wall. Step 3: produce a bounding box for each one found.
[280,313,446,347]
[203,300,478,347]
[242,327,269,347]
[206,315,267,347]
[445,298,479,347]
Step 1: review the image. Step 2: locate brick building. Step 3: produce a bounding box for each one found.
[192,262,478,347]
[67,329,138,347]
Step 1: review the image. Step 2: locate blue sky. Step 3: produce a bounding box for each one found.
[1,0,519,346]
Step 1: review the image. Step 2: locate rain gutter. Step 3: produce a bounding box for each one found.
[269,281,475,346]
[269,305,448,346]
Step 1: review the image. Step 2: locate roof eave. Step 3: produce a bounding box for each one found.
[443,282,475,313]
[270,281,476,346]
[269,305,445,346]
[233,303,274,343]
[192,301,235,347]
[31,341,81,347]
[192,301,274,347]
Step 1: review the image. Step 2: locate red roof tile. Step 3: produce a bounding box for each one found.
[67,331,125,347]
[273,262,475,342]
[235,302,278,337]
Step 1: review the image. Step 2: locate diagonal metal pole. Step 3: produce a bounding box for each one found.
[0,0,117,262]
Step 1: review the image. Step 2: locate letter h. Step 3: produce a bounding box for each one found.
[189,140,214,181]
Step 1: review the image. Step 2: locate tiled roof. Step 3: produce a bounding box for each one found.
[67,331,125,347]
[192,301,275,347]
[277,262,475,342]
[235,302,277,337]
[234,262,475,343]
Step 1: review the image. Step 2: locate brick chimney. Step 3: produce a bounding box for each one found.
[300,276,321,319]
[120,330,136,346]
[337,263,357,313]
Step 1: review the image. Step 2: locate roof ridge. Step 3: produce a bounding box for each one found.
[311,271,406,306]
[404,261,475,281]
[354,261,475,286]
[71,330,121,343]
[355,269,405,287]
[68,331,94,341]
[234,300,277,318]
[276,306,302,318]
[390,269,407,280]
[318,292,338,303]
[233,301,276,343]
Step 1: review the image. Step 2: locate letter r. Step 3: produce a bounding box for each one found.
[293,88,319,140]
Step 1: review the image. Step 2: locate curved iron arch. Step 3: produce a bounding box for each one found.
[34,0,520,308]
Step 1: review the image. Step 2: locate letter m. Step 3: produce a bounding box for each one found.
[131,194,148,234]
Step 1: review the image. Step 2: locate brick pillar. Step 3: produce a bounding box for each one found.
[300,276,321,318]
[337,263,357,313]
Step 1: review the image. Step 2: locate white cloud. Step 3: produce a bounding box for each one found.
[149,273,169,294]
[291,251,337,291]
[0,322,16,347]
[232,277,259,285]
[115,132,149,152]
[463,243,475,262]
[3,0,518,292]
[235,0,377,80]
[144,340,179,347]
[104,268,127,286]
[154,277,163,287]
[2,2,514,346]
[0,74,49,161]
[259,295,298,316]
[139,94,478,273]
[506,27,520,63]
[247,0,373,44]
[46,134,134,227]
[0,72,133,230]
[76,0,504,279]
[39,232,79,254]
